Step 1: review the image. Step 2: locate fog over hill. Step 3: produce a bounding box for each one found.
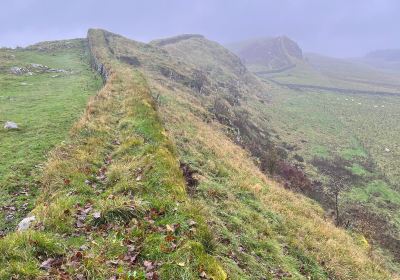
[2,1,400,279]
[2,0,400,57]
[228,37,304,72]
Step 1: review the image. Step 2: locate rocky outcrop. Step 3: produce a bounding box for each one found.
[151,34,205,47]
[9,64,69,76]
[10,67,27,75]
[229,36,303,71]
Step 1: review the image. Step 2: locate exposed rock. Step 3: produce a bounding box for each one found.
[229,36,303,72]
[385,148,391,152]
[17,216,35,231]
[151,34,205,47]
[48,68,68,73]
[10,66,27,75]
[88,32,110,81]
[28,63,68,74]
[30,63,46,69]
[4,121,18,129]
[118,55,141,66]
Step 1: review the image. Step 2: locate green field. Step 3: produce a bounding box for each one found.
[247,57,400,262]
[0,40,101,233]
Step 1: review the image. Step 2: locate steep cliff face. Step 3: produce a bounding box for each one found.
[229,36,304,72]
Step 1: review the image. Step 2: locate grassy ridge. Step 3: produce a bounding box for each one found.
[103,32,397,279]
[0,30,226,279]
[153,80,394,279]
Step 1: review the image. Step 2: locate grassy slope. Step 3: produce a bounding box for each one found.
[0,30,226,280]
[105,32,397,279]
[0,40,102,233]
[153,80,394,280]
[0,29,397,279]
[241,47,400,264]
[306,53,400,91]
[265,53,400,93]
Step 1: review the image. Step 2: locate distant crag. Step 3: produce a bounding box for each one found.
[229,36,303,72]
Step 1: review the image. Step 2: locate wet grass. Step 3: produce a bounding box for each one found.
[0,30,398,279]
[0,30,226,279]
[253,70,400,265]
[0,41,102,233]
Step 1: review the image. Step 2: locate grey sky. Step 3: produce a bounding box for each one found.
[1,0,399,57]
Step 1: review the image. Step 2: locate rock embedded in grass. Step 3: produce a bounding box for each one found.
[17,215,35,231]
[10,66,27,75]
[4,121,18,129]
[30,63,45,69]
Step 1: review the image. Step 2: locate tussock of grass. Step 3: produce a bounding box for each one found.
[92,197,145,226]
[0,230,64,279]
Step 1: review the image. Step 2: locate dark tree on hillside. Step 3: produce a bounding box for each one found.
[326,177,349,226]
[311,157,358,226]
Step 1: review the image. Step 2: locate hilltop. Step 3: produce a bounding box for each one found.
[0,29,398,279]
[228,36,304,73]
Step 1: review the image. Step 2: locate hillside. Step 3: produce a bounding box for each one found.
[306,53,400,92]
[357,49,400,72]
[230,37,400,266]
[228,37,304,73]
[0,29,398,279]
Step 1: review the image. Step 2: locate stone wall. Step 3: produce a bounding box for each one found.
[87,36,109,82]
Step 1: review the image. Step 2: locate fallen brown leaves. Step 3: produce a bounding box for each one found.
[75,203,93,229]
[143,260,159,280]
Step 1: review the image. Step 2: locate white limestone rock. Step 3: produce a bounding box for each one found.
[17,216,36,231]
[4,121,18,129]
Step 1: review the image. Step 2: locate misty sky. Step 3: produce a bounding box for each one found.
[1,0,399,57]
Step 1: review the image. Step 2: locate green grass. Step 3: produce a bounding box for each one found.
[341,138,368,160]
[0,41,102,232]
[0,30,397,279]
[348,180,400,206]
[133,33,396,278]
[312,145,330,158]
[0,30,227,280]
[347,163,369,176]
[151,68,393,279]
[247,58,400,265]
